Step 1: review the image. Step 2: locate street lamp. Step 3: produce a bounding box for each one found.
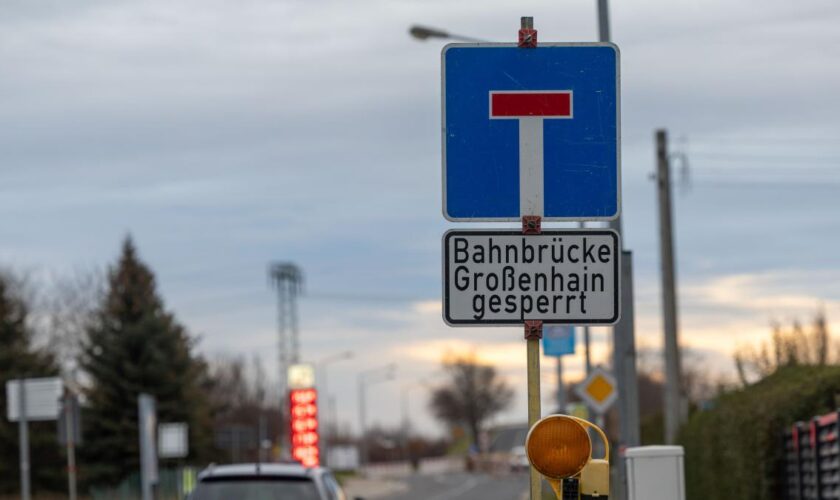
[317,350,354,406]
[358,364,397,467]
[400,383,423,464]
[315,350,354,465]
[408,24,487,43]
[400,373,445,464]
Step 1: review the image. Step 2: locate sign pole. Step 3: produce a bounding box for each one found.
[358,377,367,467]
[556,356,566,411]
[526,321,542,500]
[138,394,158,500]
[18,380,31,500]
[440,14,623,499]
[522,208,543,500]
[520,19,541,499]
[65,394,78,500]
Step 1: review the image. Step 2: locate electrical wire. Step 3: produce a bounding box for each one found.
[306,292,427,303]
[690,152,840,164]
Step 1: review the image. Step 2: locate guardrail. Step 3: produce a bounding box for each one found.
[783,411,840,499]
[361,456,465,478]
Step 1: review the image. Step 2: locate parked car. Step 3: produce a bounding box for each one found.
[508,445,530,473]
[188,463,353,500]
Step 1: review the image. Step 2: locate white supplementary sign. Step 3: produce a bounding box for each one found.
[6,377,63,422]
[158,422,189,459]
[443,230,620,325]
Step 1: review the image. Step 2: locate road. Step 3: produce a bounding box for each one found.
[377,472,528,500]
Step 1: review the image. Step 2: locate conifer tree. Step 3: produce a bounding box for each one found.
[0,274,62,493]
[80,238,214,487]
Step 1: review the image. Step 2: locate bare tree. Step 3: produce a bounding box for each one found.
[634,344,728,415]
[207,354,282,461]
[39,268,104,376]
[428,353,514,450]
[813,311,829,366]
[208,354,273,414]
[734,309,831,385]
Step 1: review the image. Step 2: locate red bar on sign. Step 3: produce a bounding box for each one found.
[491,92,572,118]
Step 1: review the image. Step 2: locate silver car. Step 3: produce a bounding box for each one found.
[189,463,350,500]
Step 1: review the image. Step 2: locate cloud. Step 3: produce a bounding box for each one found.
[1,0,839,436]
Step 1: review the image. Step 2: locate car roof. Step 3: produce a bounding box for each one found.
[198,463,324,480]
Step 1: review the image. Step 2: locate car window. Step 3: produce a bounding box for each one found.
[322,473,346,500]
[191,476,321,500]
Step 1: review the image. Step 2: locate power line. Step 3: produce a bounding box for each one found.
[688,178,840,188]
[691,152,840,164]
[305,292,426,303]
[687,136,840,146]
[694,166,838,176]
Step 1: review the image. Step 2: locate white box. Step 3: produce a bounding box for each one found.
[625,445,685,500]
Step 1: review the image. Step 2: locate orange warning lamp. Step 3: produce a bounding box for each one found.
[526,415,591,479]
[525,414,610,499]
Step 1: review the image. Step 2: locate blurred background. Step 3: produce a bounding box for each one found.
[0,0,838,499]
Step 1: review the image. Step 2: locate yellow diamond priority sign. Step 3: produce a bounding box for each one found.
[575,366,617,415]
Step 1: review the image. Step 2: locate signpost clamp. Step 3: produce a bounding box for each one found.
[525,320,543,340]
[523,214,542,339]
[522,215,542,235]
[518,17,537,48]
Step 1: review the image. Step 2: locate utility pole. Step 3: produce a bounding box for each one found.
[597,0,611,42]
[597,2,641,498]
[269,262,304,457]
[578,223,593,379]
[656,129,684,444]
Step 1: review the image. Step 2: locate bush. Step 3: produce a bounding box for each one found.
[680,365,840,500]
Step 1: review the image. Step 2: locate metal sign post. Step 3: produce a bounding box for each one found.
[519,21,543,500]
[6,377,63,500]
[138,394,158,500]
[18,381,31,500]
[525,322,542,500]
[63,394,79,500]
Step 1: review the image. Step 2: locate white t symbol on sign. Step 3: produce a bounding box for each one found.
[489,91,574,217]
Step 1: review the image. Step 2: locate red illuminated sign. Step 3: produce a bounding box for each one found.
[289,388,319,467]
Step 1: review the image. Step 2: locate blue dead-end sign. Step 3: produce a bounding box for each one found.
[442,43,620,221]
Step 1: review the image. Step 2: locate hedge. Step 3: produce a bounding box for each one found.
[680,365,840,500]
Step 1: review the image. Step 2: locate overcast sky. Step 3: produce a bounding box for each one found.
[1,0,839,436]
